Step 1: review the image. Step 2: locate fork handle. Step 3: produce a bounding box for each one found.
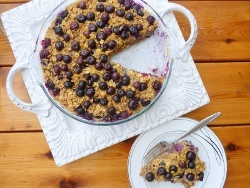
[172,112,221,143]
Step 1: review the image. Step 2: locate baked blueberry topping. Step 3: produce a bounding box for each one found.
[101,13,110,23]
[78,81,87,90]
[75,106,85,115]
[107,87,116,95]
[95,62,104,70]
[117,89,126,97]
[86,87,95,98]
[188,161,196,169]
[99,81,108,90]
[70,21,79,30]
[186,151,196,161]
[64,81,73,88]
[40,50,50,59]
[96,20,106,28]
[77,1,86,9]
[157,167,166,175]
[76,88,85,97]
[145,172,154,182]
[108,107,116,115]
[169,165,178,172]
[147,15,155,25]
[54,27,64,35]
[96,31,107,41]
[88,23,98,32]
[107,40,116,49]
[128,99,139,110]
[77,14,86,23]
[71,41,80,51]
[121,75,130,86]
[105,5,115,13]
[86,12,95,21]
[103,72,111,81]
[100,98,108,106]
[165,172,173,181]
[121,31,129,39]
[87,55,96,64]
[83,101,91,109]
[55,41,64,51]
[125,13,134,20]
[92,73,100,82]
[63,34,70,42]
[88,39,97,48]
[63,55,72,63]
[96,3,104,12]
[126,90,135,98]
[116,9,125,17]
[186,173,195,181]
[56,54,63,62]
[61,64,68,71]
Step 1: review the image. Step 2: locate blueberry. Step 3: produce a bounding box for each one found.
[88,24,98,32]
[101,13,110,23]
[51,88,60,96]
[81,49,90,58]
[117,89,126,97]
[58,74,63,80]
[125,13,134,20]
[107,87,116,95]
[56,54,63,62]
[45,81,55,90]
[70,21,79,30]
[113,26,121,35]
[40,50,50,59]
[188,161,196,169]
[129,25,139,35]
[76,88,85,97]
[87,55,96,64]
[77,57,85,66]
[61,64,68,71]
[121,31,129,39]
[186,173,195,181]
[124,0,132,10]
[96,20,106,28]
[140,83,148,91]
[55,41,64,51]
[121,75,130,86]
[126,90,135,98]
[83,30,90,38]
[98,0,106,2]
[136,24,143,31]
[59,10,68,19]
[165,172,173,181]
[88,39,96,49]
[103,72,111,81]
[53,65,61,75]
[169,165,178,172]
[86,87,95,98]
[84,73,92,80]
[113,95,121,103]
[118,0,125,4]
[107,40,116,49]
[128,99,139,110]
[65,71,73,79]
[112,72,120,80]
[96,3,104,12]
[179,161,187,169]
[141,98,150,106]
[63,55,72,63]
[99,81,108,90]
[64,81,73,88]
[120,24,129,31]
[119,110,130,119]
[108,107,116,115]
[101,43,108,51]
[133,82,140,89]
[99,54,108,63]
[147,15,155,25]
[116,9,125,17]
[115,81,122,88]
[198,172,204,181]
[96,31,107,41]
[92,73,99,82]
[137,9,144,16]
[95,62,104,70]
[105,5,115,13]
[83,101,91,109]
[41,38,51,49]
[153,81,162,91]
[145,172,154,182]
[100,98,108,106]
[54,27,64,36]
[186,151,196,161]
[157,167,166,175]
[105,28,112,36]
[77,14,86,23]
[104,62,112,71]
[63,34,70,42]
[77,1,86,9]
[86,12,95,21]
[74,66,82,74]
[75,106,85,115]
[71,41,80,51]
[78,81,87,89]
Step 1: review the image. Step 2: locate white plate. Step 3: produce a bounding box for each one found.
[128,118,227,188]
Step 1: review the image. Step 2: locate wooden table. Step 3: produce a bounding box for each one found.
[0,0,250,187]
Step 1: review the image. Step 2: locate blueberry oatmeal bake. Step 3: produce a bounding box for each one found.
[40,0,166,122]
[140,140,206,188]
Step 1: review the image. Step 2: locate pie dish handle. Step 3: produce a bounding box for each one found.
[157,2,197,62]
[6,54,52,117]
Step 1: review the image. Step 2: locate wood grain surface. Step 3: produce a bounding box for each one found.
[0,0,250,188]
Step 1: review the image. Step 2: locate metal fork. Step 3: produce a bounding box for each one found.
[144,112,222,164]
